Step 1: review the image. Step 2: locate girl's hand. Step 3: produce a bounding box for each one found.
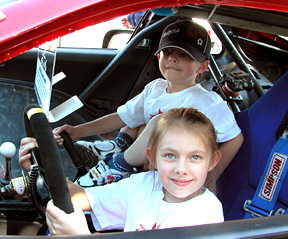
[52,124,78,145]
[19,137,38,172]
[46,200,90,235]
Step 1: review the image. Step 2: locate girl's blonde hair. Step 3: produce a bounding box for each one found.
[147,107,219,190]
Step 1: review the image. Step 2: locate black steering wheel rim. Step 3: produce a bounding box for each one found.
[24,104,73,214]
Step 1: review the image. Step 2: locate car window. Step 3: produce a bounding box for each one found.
[41,16,222,54]
[41,16,132,50]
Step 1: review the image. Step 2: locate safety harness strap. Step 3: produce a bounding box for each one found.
[244,137,288,218]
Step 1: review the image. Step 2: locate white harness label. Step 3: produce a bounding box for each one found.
[259,153,287,201]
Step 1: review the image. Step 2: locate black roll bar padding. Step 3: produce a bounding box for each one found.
[23,104,73,214]
[60,131,88,178]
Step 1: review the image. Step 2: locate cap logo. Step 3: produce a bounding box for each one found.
[197,38,203,46]
[162,28,179,38]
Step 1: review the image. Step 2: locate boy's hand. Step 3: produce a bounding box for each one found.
[46,200,90,235]
[19,137,38,172]
[52,124,78,145]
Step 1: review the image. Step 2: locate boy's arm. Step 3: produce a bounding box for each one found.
[124,114,161,166]
[53,112,126,143]
[74,112,126,138]
[215,133,244,180]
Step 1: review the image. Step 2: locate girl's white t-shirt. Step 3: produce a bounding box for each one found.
[85,171,224,232]
[117,79,241,142]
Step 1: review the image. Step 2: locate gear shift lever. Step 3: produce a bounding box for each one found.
[0,142,16,186]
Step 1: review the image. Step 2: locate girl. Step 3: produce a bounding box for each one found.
[45,107,223,235]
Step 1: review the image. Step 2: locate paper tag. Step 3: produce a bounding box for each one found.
[34,57,52,116]
[34,48,83,122]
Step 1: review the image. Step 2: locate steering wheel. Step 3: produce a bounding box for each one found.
[24,104,73,214]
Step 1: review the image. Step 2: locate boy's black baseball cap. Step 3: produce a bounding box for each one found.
[155,20,211,62]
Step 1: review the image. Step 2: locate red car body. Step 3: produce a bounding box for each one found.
[0,0,288,63]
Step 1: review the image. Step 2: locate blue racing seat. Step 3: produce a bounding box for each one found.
[219,71,288,220]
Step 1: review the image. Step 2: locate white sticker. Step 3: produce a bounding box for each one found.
[48,96,83,123]
[13,178,25,196]
[52,72,66,85]
[0,11,6,22]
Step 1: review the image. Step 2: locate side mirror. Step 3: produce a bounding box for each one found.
[102,29,133,49]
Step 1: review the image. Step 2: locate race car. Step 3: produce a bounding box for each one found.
[0,0,287,237]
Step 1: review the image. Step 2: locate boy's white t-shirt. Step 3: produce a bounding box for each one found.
[85,171,224,232]
[117,78,241,142]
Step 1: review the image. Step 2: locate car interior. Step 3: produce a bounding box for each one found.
[0,3,287,238]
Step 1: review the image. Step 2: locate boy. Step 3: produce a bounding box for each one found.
[53,19,243,187]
